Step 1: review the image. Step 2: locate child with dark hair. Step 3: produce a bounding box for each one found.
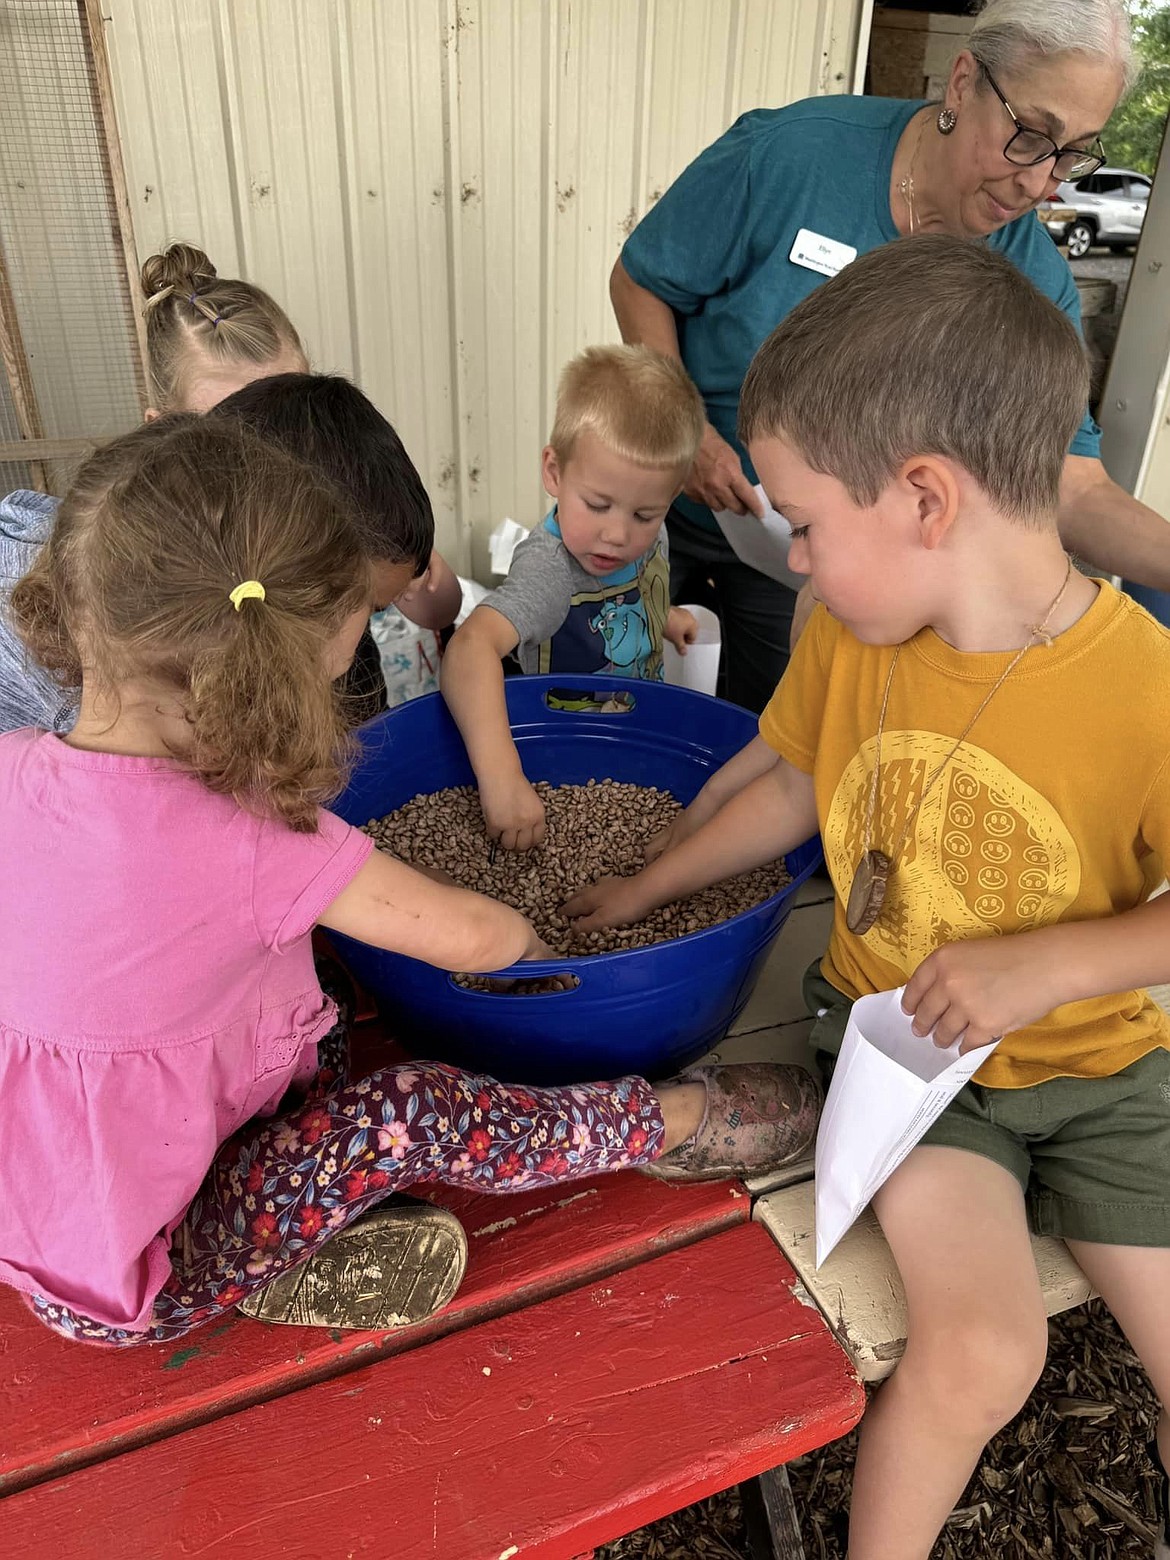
[212,371,459,722]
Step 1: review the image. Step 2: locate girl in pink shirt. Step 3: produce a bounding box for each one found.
[0,415,818,1346]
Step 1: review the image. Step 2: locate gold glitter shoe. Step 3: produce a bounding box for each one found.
[237,1204,467,1331]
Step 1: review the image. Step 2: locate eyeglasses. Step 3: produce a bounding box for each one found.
[981,65,1106,181]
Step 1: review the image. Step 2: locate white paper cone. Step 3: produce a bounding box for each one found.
[662,603,721,695]
[813,988,1000,1267]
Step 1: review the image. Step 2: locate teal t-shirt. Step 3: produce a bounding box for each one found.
[621,94,1101,531]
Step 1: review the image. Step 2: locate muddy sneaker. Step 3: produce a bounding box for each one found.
[237,1203,467,1330]
[643,1062,821,1182]
[1152,1438,1170,1559]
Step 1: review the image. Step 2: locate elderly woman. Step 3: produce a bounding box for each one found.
[612,0,1163,711]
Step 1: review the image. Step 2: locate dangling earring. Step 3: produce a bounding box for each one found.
[937,107,957,135]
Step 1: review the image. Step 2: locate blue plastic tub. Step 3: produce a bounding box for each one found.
[331,674,822,1084]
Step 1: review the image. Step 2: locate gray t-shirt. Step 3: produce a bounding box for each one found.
[0,491,73,733]
[483,512,670,679]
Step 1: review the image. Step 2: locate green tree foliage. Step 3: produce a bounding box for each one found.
[1107,3,1170,174]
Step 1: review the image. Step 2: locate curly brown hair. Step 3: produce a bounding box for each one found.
[10,417,370,831]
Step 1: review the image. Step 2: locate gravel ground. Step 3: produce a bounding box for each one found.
[601,1300,1162,1559]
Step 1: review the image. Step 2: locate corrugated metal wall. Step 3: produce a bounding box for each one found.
[102,0,864,575]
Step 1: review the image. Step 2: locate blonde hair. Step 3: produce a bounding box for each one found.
[11,418,369,831]
[549,344,705,471]
[738,235,1088,523]
[140,242,306,411]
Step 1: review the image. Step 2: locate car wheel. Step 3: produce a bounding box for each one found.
[1067,222,1094,259]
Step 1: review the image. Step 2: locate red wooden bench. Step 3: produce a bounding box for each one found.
[0,1166,862,1558]
[0,986,862,1556]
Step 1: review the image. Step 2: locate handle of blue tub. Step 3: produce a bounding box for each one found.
[525,677,643,719]
[445,959,587,999]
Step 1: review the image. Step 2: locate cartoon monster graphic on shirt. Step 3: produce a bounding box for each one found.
[588,558,670,678]
[535,533,670,680]
[590,596,650,670]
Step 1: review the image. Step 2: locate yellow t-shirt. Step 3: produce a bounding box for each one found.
[760,583,1170,1089]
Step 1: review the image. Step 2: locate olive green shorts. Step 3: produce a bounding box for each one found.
[804,962,1170,1248]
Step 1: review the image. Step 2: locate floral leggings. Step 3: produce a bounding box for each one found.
[30,1016,665,1347]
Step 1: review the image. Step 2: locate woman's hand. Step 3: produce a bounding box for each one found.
[902,935,1066,1053]
[685,424,764,516]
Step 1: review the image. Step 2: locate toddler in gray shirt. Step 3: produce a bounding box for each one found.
[442,344,706,852]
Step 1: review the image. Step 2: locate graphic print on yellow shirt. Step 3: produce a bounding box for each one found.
[825,730,1082,973]
[759,586,1170,1089]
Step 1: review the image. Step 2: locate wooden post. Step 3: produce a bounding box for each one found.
[0,236,49,494]
[80,0,150,413]
[742,1466,809,1560]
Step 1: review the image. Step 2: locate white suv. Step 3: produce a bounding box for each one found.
[1056,168,1151,258]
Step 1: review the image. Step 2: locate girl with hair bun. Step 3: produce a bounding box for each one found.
[0,242,461,733]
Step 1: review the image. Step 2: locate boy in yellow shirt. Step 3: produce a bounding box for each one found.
[565,235,1170,1560]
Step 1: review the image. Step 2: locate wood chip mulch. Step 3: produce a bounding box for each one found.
[598,1300,1163,1559]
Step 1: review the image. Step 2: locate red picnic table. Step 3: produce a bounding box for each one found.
[0,1024,863,1559]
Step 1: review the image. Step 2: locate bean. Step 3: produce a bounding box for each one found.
[362,780,790,981]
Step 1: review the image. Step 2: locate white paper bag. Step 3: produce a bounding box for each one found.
[488,517,529,576]
[662,603,721,695]
[713,483,802,590]
[814,987,1000,1267]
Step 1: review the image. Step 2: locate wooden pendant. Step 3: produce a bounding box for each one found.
[846,849,892,935]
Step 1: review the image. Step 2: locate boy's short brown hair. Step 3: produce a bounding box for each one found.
[738,234,1089,521]
[550,344,705,471]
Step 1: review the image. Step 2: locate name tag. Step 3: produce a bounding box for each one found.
[789,228,857,278]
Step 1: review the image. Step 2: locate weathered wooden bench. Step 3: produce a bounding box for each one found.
[755,1181,1093,1383]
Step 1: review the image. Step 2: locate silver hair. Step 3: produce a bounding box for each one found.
[968,0,1138,93]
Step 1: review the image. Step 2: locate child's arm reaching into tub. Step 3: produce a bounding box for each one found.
[565,756,816,930]
[440,605,547,853]
[643,735,782,863]
[320,851,553,971]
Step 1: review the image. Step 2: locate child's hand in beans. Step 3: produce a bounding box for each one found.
[480,773,547,852]
[563,875,651,932]
[644,814,690,864]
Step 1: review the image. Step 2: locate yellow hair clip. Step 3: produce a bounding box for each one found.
[229,579,266,611]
